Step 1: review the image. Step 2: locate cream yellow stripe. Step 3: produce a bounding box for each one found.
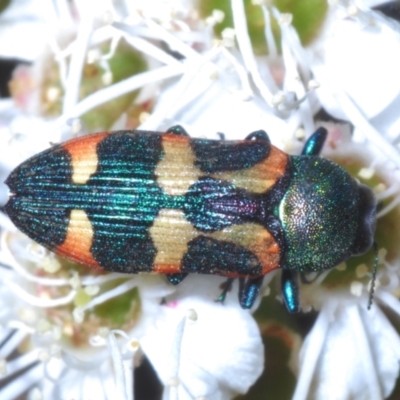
[150,208,280,275]
[155,136,202,196]
[64,132,108,184]
[70,151,98,184]
[210,224,280,274]
[211,146,288,193]
[57,209,100,268]
[150,209,198,267]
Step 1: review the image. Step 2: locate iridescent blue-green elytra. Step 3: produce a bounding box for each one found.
[4,126,376,311]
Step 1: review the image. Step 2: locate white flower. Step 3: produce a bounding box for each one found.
[137,275,264,400]
[0,224,171,399]
[1,0,400,399]
[308,0,400,167]
[293,297,400,400]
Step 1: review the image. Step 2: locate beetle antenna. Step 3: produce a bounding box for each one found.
[367,241,379,310]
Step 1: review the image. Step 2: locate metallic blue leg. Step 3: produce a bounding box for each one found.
[239,276,264,309]
[166,125,189,136]
[301,127,328,156]
[216,278,235,303]
[281,270,300,312]
[217,132,226,140]
[245,130,270,142]
[166,273,188,285]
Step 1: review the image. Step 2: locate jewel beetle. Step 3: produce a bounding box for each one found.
[3,126,377,312]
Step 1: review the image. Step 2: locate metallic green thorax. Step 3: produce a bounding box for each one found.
[279,156,361,272]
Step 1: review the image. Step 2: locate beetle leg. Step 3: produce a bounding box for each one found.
[239,276,264,309]
[281,270,300,312]
[217,132,226,140]
[166,125,189,136]
[245,130,270,142]
[301,127,328,156]
[166,272,188,285]
[216,278,235,303]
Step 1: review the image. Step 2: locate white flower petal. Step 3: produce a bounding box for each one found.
[141,69,290,146]
[0,0,59,60]
[0,115,64,169]
[294,299,400,400]
[310,9,400,125]
[136,275,264,400]
[42,356,133,400]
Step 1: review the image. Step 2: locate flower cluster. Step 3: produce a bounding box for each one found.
[0,0,399,399]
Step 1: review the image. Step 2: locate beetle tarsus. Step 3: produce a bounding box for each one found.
[281,270,300,312]
[166,125,189,136]
[239,276,264,309]
[166,272,188,285]
[245,130,270,142]
[216,278,235,303]
[217,132,226,140]
[301,127,328,156]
